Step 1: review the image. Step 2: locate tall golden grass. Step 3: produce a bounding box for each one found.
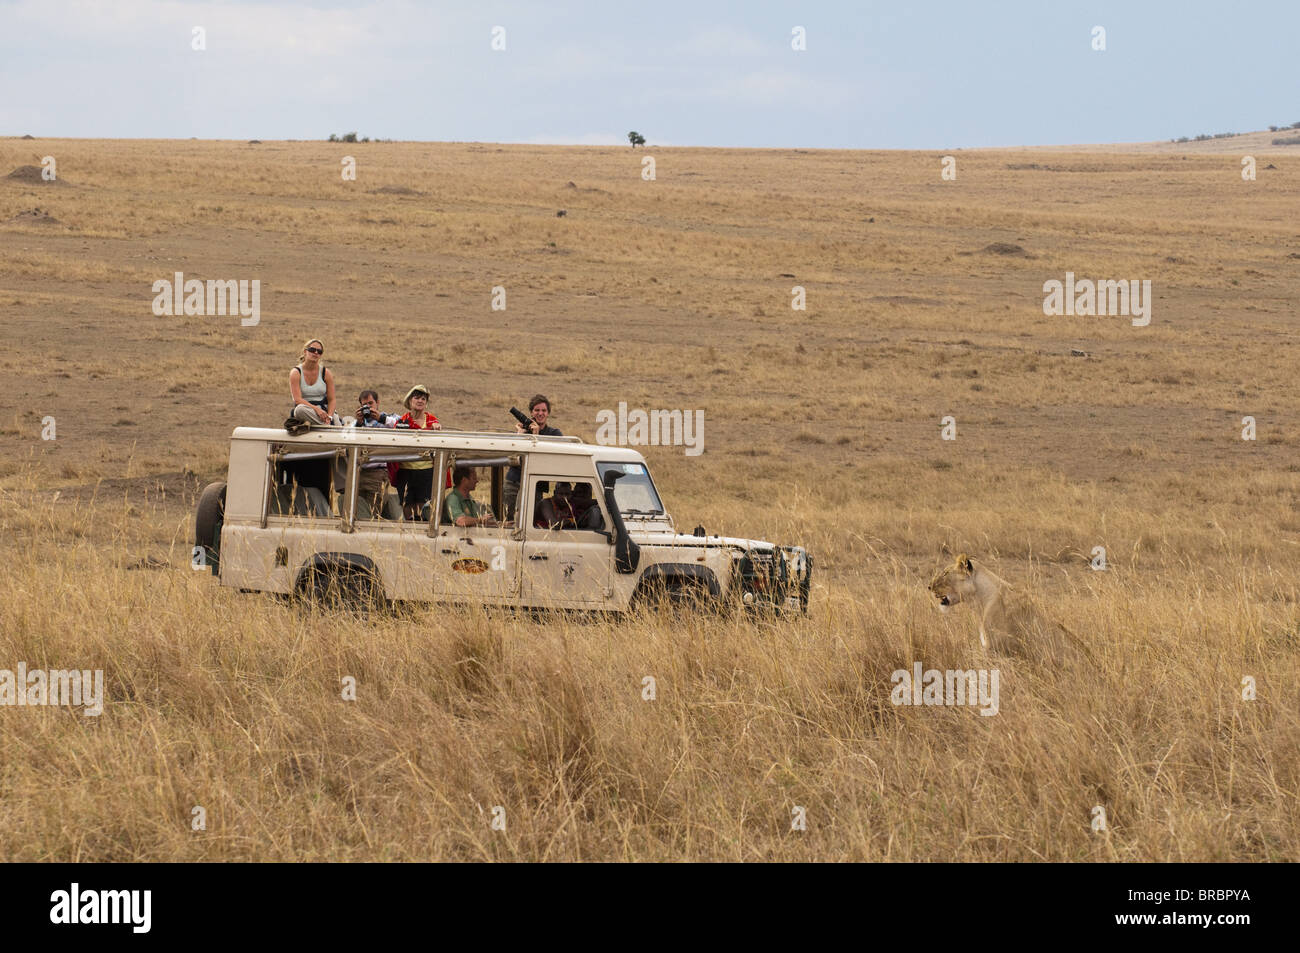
[0,456,1295,860]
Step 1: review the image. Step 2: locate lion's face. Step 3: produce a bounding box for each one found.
[929,554,976,610]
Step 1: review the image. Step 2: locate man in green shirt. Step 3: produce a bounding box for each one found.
[444,466,500,528]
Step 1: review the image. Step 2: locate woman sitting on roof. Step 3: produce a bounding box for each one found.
[288,339,336,426]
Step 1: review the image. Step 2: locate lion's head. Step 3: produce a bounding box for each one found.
[929,553,976,610]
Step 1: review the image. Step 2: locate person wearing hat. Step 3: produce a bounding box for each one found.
[393,384,442,520]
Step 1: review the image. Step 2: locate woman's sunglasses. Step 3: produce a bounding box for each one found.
[305,346,323,355]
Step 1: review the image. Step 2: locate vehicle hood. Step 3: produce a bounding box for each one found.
[630,528,785,553]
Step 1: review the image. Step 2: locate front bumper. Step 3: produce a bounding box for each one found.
[735,545,812,613]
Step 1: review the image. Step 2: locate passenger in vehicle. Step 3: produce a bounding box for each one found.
[347,389,400,519]
[444,466,500,528]
[283,338,336,501]
[531,484,551,529]
[394,384,441,520]
[536,482,579,530]
[289,339,336,426]
[570,482,605,531]
[506,394,562,519]
[355,389,399,429]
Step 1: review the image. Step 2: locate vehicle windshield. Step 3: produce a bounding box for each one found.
[597,461,665,515]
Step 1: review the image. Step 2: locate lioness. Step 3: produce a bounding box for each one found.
[929,554,1094,665]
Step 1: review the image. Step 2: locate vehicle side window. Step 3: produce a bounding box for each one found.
[527,478,606,532]
[349,453,403,522]
[440,462,508,534]
[269,455,336,520]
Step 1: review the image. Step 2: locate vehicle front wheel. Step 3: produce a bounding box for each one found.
[636,576,710,612]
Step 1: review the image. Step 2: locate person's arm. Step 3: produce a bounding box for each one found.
[475,499,499,527]
[324,368,336,419]
[428,413,442,431]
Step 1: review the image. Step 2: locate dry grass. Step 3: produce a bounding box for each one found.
[0,483,1296,860]
[0,139,1298,860]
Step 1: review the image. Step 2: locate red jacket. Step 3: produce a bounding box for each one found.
[387,413,440,482]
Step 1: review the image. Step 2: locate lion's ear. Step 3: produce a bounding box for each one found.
[955,553,973,574]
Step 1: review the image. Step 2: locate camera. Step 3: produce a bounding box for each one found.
[510,406,535,432]
[358,405,391,426]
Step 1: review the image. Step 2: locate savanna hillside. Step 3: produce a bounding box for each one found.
[0,136,1296,860]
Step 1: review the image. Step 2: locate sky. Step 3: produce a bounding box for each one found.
[1,0,1296,149]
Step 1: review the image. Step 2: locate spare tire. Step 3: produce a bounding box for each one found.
[194,481,226,575]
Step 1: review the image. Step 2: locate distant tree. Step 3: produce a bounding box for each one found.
[627,131,646,148]
[361,136,370,143]
[1292,121,1300,129]
[342,132,358,143]
[328,133,339,142]
[1269,125,1279,132]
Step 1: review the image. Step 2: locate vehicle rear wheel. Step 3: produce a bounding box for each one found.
[194,481,226,573]
[300,566,383,613]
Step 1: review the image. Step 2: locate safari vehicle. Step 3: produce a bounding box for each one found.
[193,426,811,613]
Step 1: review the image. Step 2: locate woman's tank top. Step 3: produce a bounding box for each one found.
[295,365,328,409]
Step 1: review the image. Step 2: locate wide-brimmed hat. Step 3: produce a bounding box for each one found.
[403,384,430,409]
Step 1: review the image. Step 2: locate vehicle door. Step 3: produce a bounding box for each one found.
[432,460,521,604]
[520,475,613,608]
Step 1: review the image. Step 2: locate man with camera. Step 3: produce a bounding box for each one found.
[505,394,563,520]
[347,389,400,519]
[356,389,399,428]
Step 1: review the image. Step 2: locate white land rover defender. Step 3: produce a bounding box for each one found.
[193,426,811,613]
